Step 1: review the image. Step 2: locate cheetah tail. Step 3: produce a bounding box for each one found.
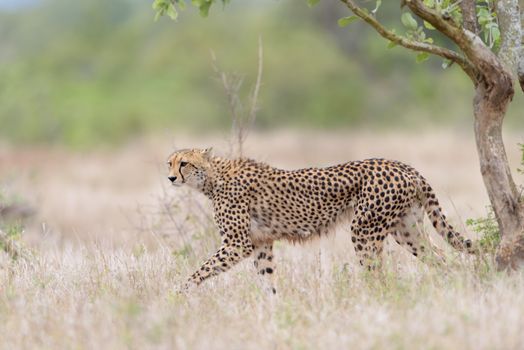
[419,180,477,254]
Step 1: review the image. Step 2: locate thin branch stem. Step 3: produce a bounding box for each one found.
[248,37,263,135]
[404,0,507,87]
[339,0,477,81]
[211,41,263,157]
[210,50,244,156]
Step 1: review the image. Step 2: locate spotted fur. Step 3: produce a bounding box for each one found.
[167,148,475,293]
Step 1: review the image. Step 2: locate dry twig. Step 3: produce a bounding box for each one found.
[211,37,264,157]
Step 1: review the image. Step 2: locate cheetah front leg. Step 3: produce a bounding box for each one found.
[180,210,254,292]
[181,243,254,291]
[253,244,276,294]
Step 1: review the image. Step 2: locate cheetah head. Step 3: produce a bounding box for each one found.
[166,148,213,190]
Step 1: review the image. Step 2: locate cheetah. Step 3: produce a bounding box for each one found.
[167,148,475,293]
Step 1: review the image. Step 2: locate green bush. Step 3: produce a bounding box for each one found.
[466,209,500,254]
[1,0,523,148]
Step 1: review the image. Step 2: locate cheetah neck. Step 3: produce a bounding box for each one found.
[201,156,263,199]
[201,156,229,198]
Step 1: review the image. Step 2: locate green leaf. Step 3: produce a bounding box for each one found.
[477,8,490,23]
[199,0,212,17]
[491,26,500,42]
[441,59,452,69]
[166,3,178,20]
[401,12,418,31]
[490,31,501,48]
[416,52,429,63]
[372,0,382,14]
[152,0,179,21]
[423,20,435,30]
[152,0,165,10]
[387,41,397,49]
[338,16,359,27]
[307,0,320,7]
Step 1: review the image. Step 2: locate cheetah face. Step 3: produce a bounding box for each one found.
[166,148,212,190]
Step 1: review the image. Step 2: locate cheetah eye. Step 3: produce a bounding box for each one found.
[167,161,172,168]
[180,161,188,167]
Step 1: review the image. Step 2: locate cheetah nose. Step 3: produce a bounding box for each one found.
[168,176,177,183]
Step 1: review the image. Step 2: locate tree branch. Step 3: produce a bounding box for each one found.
[520,26,524,92]
[405,0,517,100]
[339,0,477,81]
[495,0,523,91]
[403,0,469,46]
[247,36,263,144]
[460,0,479,34]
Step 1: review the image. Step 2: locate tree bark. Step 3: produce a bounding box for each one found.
[496,0,523,85]
[519,2,524,91]
[460,0,479,34]
[473,80,524,270]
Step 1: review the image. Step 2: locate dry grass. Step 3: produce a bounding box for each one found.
[1,245,524,349]
[1,130,524,349]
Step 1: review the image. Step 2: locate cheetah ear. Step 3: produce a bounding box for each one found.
[201,147,213,159]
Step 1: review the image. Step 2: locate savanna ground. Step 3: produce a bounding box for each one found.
[1,130,524,349]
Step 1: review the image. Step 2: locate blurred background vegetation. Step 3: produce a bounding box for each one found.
[0,0,522,149]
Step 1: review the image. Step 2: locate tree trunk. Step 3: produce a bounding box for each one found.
[344,0,524,269]
[473,83,524,269]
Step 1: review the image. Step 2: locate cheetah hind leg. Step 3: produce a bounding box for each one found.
[351,226,386,272]
[391,205,446,267]
[253,243,276,295]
